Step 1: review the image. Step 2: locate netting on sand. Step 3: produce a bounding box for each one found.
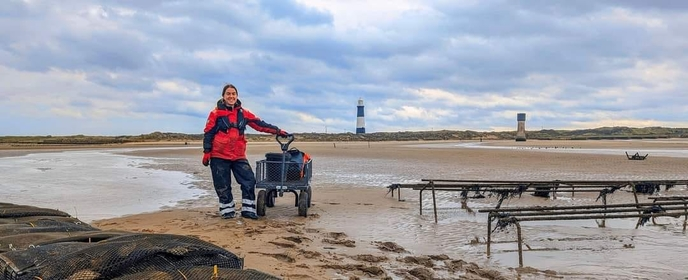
[0,203,280,280]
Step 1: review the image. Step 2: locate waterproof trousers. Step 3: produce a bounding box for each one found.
[209,158,256,216]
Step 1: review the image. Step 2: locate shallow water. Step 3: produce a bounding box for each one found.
[315,186,687,279]
[0,149,204,222]
[306,143,688,279]
[417,140,688,159]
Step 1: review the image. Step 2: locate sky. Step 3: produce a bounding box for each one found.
[1,0,687,136]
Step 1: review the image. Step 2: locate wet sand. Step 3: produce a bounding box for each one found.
[4,139,688,279]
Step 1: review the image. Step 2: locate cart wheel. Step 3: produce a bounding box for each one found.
[257,190,266,217]
[266,190,276,208]
[298,191,309,217]
[306,188,312,208]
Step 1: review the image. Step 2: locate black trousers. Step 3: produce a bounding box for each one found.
[209,158,257,214]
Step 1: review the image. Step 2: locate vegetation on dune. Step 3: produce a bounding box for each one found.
[1,127,687,146]
[526,126,688,140]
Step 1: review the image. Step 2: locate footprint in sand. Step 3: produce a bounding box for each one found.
[321,232,355,247]
[248,251,296,263]
[352,254,388,263]
[322,238,356,247]
[282,236,312,244]
[298,249,321,258]
[319,264,385,277]
[406,267,434,280]
[373,241,407,253]
[269,241,297,248]
[398,256,434,268]
[325,232,347,239]
[244,228,263,236]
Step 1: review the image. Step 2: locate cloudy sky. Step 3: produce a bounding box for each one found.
[1,0,687,136]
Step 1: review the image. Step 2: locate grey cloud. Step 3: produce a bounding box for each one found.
[68,100,93,108]
[84,71,155,92]
[1,3,154,72]
[63,33,152,70]
[8,32,152,72]
[0,0,38,18]
[258,0,333,26]
[606,0,688,11]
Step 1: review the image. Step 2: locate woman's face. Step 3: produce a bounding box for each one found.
[223,87,238,105]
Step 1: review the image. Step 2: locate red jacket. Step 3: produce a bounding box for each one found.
[203,99,281,160]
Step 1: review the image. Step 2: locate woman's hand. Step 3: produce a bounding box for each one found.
[202,153,211,166]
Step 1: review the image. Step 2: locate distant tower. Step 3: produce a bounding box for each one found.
[356,98,365,134]
[516,113,526,141]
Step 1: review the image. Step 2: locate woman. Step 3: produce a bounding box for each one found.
[202,84,289,219]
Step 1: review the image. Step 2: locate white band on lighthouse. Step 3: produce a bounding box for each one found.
[356,98,365,134]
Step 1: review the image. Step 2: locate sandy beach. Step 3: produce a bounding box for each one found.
[3,139,688,279]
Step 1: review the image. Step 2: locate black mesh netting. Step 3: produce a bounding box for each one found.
[1,233,244,279]
[639,205,666,226]
[0,231,130,253]
[112,268,281,280]
[0,216,86,225]
[0,206,71,219]
[492,214,518,233]
[0,203,280,280]
[634,183,660,194]
[0,216,99,237]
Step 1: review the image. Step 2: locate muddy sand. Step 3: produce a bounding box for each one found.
[4,139,688,279]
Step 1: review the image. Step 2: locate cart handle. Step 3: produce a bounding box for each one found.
[276,134,295,152]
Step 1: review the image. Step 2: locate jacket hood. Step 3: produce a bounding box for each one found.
[217,98,242,110]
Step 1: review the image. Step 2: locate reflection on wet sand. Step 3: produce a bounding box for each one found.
[305,140,688,279]
[5,139,688,279]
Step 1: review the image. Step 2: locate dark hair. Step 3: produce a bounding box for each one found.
[222,84,238,96]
